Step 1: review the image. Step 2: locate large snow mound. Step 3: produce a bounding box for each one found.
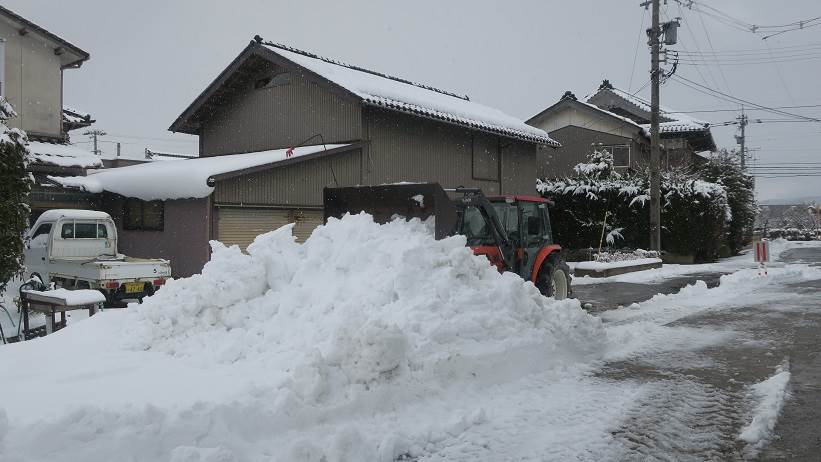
[0,213,605,461]
[126,212,604,371]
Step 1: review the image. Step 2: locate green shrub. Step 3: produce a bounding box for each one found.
[0,112,31,295]
[539,150,730,263]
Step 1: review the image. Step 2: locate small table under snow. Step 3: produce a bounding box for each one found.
[20,289,105,339]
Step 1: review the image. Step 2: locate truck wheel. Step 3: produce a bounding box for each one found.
[536,260,571,300]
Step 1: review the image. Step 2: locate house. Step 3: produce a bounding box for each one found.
[54,37,557,277]
[528,80,716,178]
[0,5,98,218]
[527,91,650,178]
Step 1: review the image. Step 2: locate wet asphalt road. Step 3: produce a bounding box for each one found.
[579,246,821,461]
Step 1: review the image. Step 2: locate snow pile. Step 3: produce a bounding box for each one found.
[0,213,605,461]
[126,213,604,367]
[739,361,791,455]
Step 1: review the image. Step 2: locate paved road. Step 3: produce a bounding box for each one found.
[573,271,726,313]
[579,246,821,461]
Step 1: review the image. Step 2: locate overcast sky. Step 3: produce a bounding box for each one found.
[7,0,821,201]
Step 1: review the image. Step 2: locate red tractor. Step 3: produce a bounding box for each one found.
[324,183,571,299]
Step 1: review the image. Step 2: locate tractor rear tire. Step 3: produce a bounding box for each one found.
[536,259,571,300]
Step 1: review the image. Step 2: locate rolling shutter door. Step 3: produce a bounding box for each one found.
[217,207,323,250]
[291,210,324,242]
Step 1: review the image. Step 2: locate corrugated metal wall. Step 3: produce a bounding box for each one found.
[501,140,538,195]
[200,65,362,156]
[538,125,642,178]
[213,148,362,206]
[363,109,537,195]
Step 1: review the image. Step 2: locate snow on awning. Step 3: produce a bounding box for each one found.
[27,141,102,168]
[264,43,559,146]
[50,144,351,201]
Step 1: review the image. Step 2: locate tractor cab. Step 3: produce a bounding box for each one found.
[486,196,554,280]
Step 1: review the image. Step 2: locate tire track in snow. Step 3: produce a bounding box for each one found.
[606,375,745,461]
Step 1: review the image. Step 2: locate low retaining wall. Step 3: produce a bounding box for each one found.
[571,259,663,278]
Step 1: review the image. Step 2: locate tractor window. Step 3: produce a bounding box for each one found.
[492,202,519,244]
[521,202,544,245]
[459,206,495,246]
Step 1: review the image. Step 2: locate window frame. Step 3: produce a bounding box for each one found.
[58,220,109,240]
[123,199,165,231]
[602,144,631,168]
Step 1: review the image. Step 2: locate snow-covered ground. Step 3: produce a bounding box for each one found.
[0,219,819,461]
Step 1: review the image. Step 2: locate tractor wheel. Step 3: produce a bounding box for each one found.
[536,259,571,300]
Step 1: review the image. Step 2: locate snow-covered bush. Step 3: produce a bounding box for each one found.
[698,150,756,255]
[0,100,31,296]
[538,150,730,262]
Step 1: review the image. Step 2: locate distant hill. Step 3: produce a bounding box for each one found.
[759,195,820,205]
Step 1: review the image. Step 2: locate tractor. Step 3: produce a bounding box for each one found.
[323,183,571,299]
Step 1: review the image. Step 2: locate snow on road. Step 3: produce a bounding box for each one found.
[739,361,792,457]
[0,219,819,461]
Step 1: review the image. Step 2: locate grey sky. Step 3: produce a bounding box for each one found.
[7,0,821,201]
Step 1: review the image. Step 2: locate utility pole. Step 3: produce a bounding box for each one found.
[645,0,662,251]
[736,110,748,168]
[83,129,106,156]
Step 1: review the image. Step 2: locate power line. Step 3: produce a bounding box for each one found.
[671,75,821,122]
[663,104,821,114]
[628,8,647,92]
[678,42,821,54]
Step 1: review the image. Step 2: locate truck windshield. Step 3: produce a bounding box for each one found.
[458,206,496,246]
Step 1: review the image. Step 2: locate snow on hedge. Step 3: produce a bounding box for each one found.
[0,213,605,461]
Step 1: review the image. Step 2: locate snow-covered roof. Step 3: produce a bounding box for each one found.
[585,84,710,136]
[35,209,111,223]
[50,144,351,201]
[263,43,558,146]
[62,106,94,131]
[27,141,102,168]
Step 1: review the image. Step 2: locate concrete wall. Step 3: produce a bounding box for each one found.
[103,195,211,278]
[0,18,63,139]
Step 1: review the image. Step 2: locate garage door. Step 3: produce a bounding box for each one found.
[216,207,323,250]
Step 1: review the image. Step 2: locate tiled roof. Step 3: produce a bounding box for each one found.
[263,42,559,146]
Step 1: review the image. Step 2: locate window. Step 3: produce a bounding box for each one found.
[124,199,164,231]
[32,223,52,239]
[458,206,495,246]
[520,202,544,246]
[59,222,108,239]
[472,135,500,181]
[603,145,630,168]
[492,202,520,242]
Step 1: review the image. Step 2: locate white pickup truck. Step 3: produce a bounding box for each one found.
[24,209,171,303]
